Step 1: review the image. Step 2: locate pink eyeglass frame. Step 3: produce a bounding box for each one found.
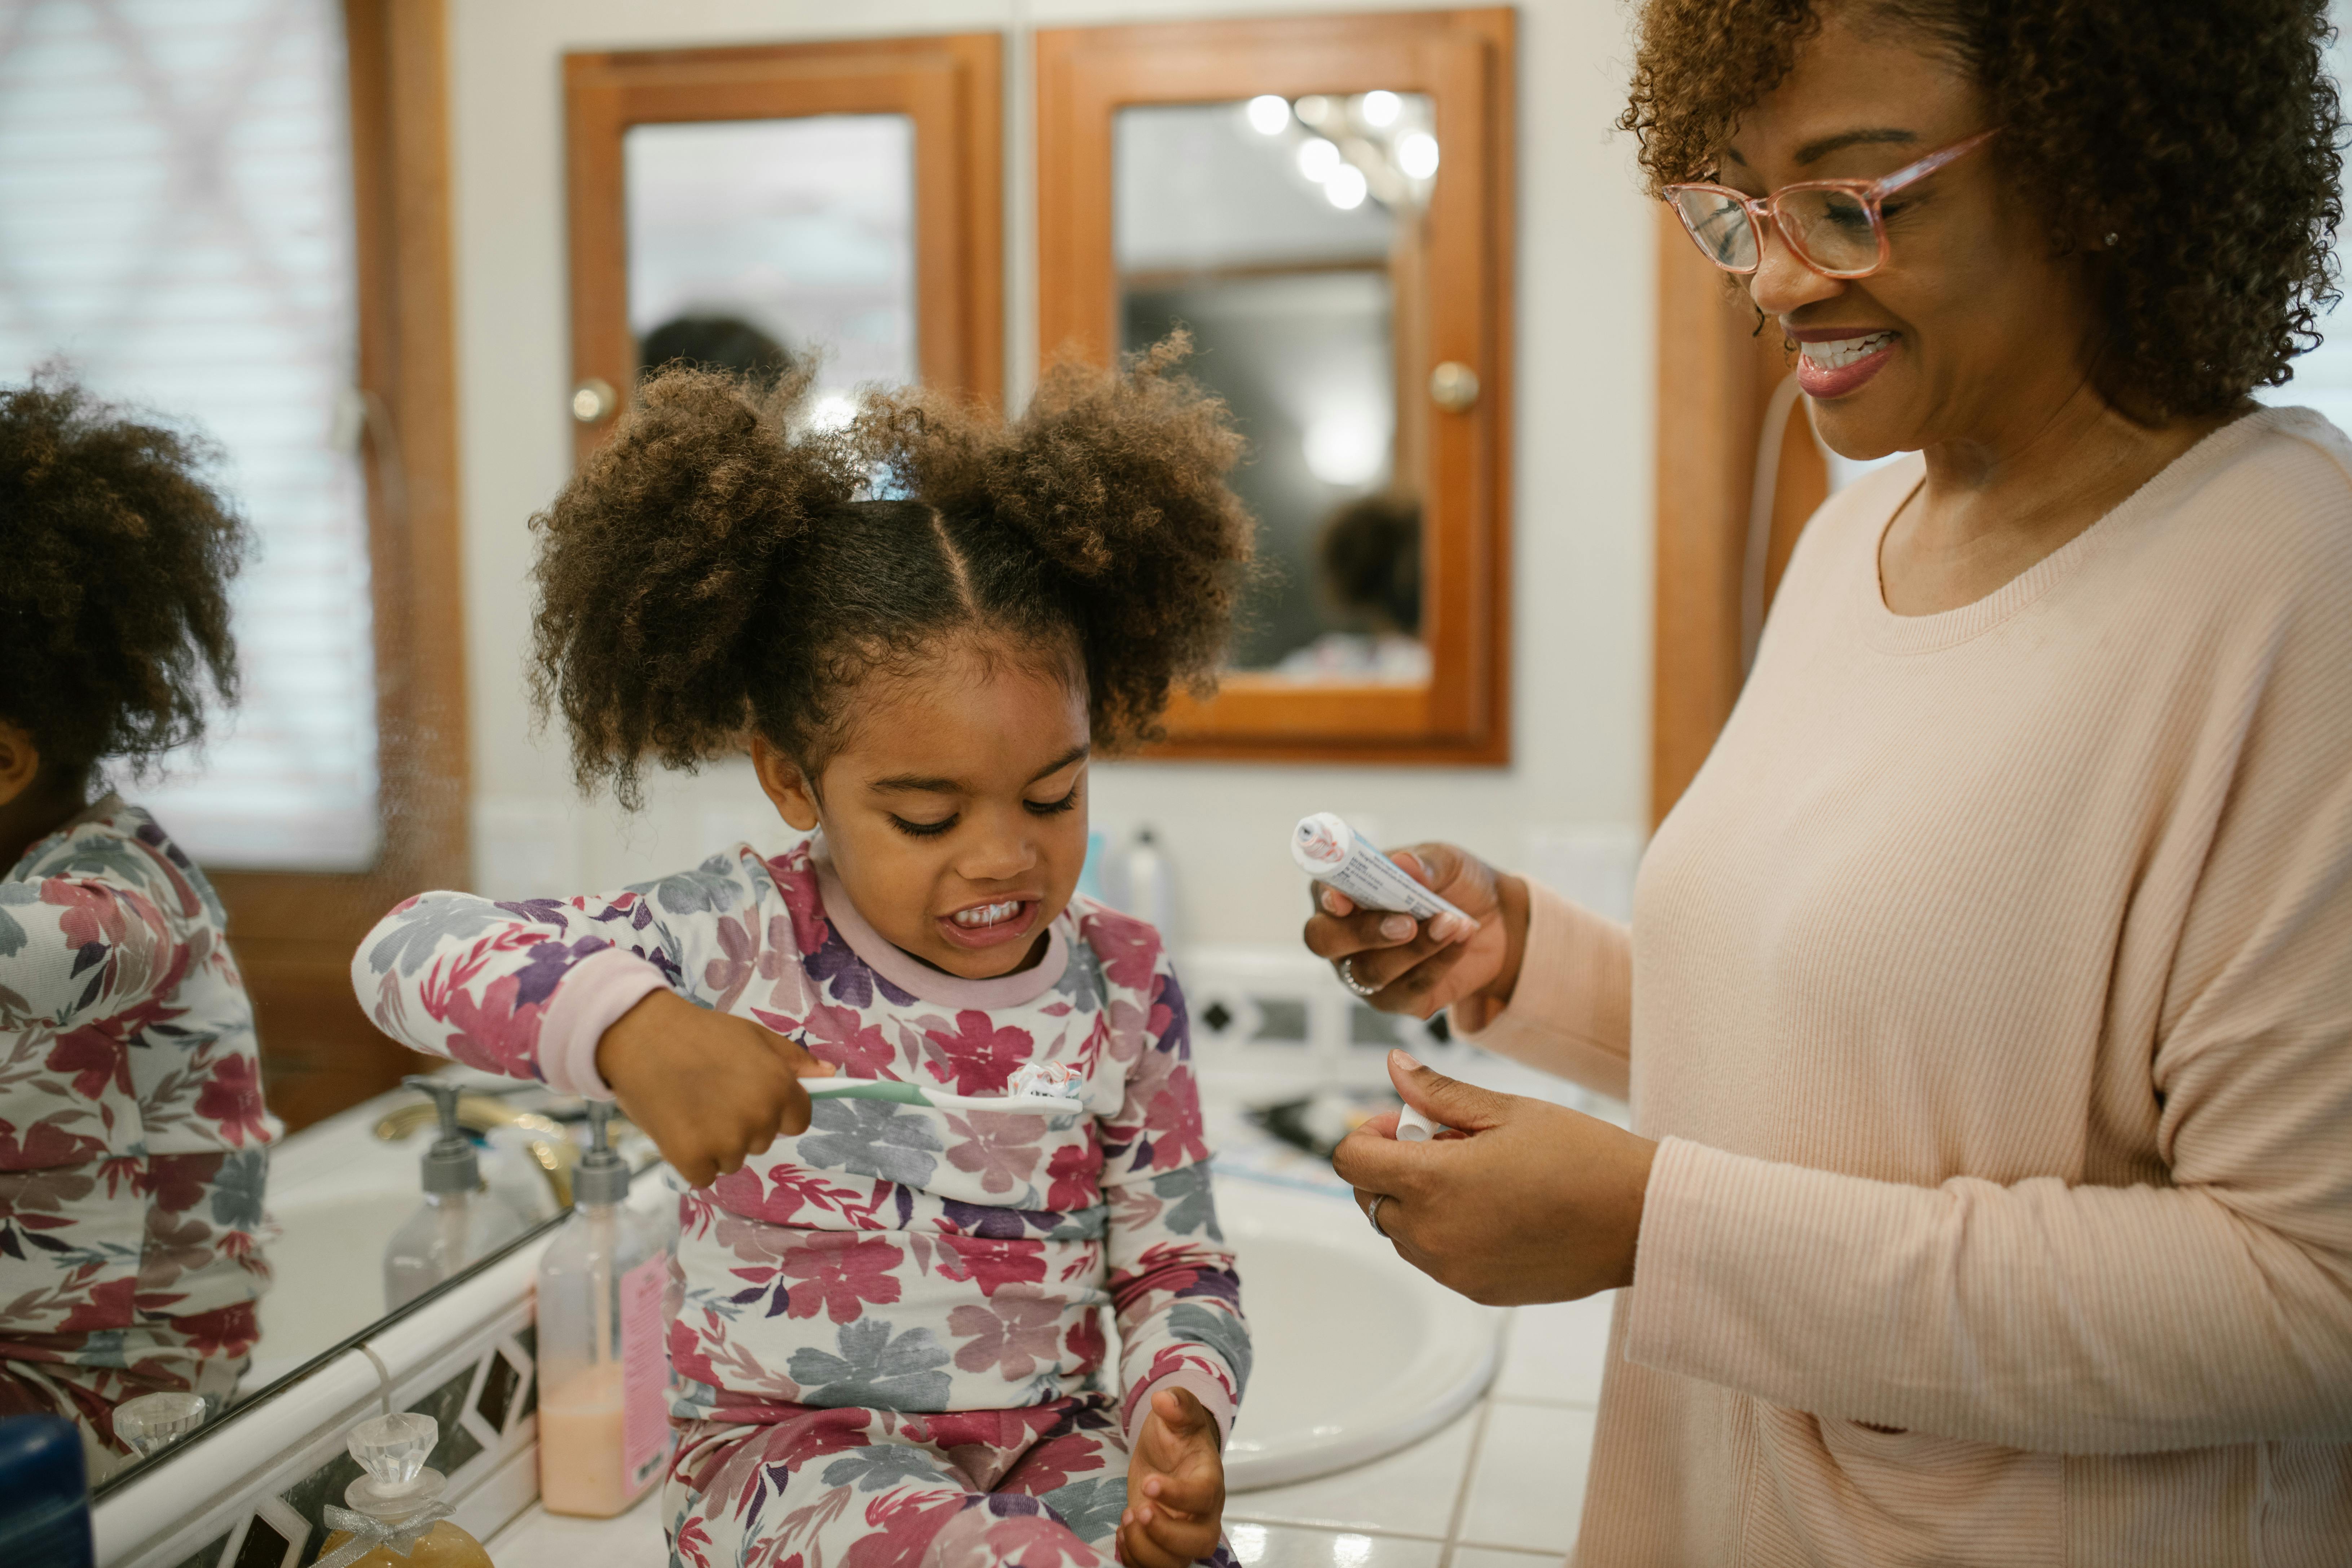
[1662,127,2000,280]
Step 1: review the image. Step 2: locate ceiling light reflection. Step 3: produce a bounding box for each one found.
[1323,163,1369,210]
[1297,137,1342,182]
[1359,90,1402,128]
[1246,94,1290,136]
[1398,131,1440,180]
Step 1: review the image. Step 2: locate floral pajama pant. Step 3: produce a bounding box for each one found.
[665,1393,1240,1568]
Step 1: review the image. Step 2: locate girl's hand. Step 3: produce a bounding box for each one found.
[1301,843,1530,1031]
[1334,1051,1656,1305]
[595,988,833,1187]
[1119,1386,1225,1568]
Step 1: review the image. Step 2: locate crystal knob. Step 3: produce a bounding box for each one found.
[1429,361,1481,413]
[114,1391,207,1457]
[349,1411,437,1490]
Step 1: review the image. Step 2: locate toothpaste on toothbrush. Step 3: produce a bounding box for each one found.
[1290,813,1468,924]
[1008,1061,1083,1101]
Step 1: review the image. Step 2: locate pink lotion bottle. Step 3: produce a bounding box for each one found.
[536,1102,671,1516]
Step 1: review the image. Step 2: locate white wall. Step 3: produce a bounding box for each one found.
[448,0,1655,946]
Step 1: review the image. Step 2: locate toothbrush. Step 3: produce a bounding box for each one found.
[804,1063,1086,1117]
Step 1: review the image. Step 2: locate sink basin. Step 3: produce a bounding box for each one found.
[1215,1176,1500,1490]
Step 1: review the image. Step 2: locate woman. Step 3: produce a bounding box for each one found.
[1311,1,2352,1561]
[0,376,276,1474]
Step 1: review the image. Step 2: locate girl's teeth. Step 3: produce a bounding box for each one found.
[953,901,1021,928]
[1803,331,1896,371]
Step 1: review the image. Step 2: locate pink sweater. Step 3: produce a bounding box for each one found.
[1471,407,2352,1565]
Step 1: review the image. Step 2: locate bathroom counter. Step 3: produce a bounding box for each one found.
[483,1490,668,1567]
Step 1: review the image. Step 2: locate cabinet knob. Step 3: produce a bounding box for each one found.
[1428,361,1480,413]
[570,377,618,424]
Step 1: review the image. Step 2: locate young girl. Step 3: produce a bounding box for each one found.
[352,347,1253,1568]
[0,375,276,1471]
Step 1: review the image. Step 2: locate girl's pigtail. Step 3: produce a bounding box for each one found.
[528,366,859,807]
[859,335,1255,748]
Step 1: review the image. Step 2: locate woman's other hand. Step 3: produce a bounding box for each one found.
[1334,1050,1655,1305]
[1301,842,1530,1030]
[595,988,834,1187]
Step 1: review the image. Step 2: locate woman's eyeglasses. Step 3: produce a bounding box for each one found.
[1662,128,1998,281]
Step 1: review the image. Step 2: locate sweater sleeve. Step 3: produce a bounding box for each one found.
[0,874,177,1034]
[345,858,774,1097]
[1625,575,2352,1454]
[1098,952,1249,1447]
[1454,881,1633,1101]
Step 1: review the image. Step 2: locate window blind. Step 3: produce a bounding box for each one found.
[0,0,376,871]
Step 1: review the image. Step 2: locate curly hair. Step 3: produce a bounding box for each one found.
[529,336,1253,807]
[1620,0,2346,418]
[0,374,248,784]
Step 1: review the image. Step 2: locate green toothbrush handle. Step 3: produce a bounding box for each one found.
[805,1080,932,1107]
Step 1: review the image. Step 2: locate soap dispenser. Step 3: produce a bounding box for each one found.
[314,1411,492,1568]
[536,1102,672,1516]
[384,1076,528,1311]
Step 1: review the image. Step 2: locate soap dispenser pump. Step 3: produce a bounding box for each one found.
[315,1411,493,1568]
[383,1076,528,1311]
[536,1101,671,1517]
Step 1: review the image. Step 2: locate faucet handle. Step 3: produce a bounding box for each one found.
[349,1410,437,1490]
[115,1391,207,1457]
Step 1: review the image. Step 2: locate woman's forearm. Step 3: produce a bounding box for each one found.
[1625,1140,2352,1451]
[1454,879,1634,1100]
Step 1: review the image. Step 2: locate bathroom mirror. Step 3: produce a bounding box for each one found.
[565,34,1003,461]
[1038,10,1514,763]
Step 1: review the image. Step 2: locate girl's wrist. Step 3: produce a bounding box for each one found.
[594,987,686,1094]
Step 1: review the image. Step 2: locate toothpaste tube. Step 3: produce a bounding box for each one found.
[1291,812,1468,924]
[1008,1061,1083,1101]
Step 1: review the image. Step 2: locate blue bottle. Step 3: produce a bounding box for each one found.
[0,1415,93,1568]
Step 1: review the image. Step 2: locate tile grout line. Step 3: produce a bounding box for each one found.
[1436,1393,1499,1568]
[1484,1393,1602,1413]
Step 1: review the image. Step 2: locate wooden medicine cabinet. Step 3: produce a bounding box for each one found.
[563,34,1003,462]
[1036,10,1516,764]
[1651,207,1831,823]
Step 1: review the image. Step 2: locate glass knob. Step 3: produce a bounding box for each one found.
[115,1391,207,1457]
[349,1410,437,1487]
[1429,361,1480,413]
[571,377,618,424]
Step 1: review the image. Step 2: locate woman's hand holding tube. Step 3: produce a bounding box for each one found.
[595,988,833,1187]
[1301,842,1530,1030]
[1335,1050,1656,1305]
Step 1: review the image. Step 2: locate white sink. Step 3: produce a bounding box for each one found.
[1215,1176,1500,1490]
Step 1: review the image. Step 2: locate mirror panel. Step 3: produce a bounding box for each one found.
[1116,97,1432,682]
[567,35,1004,461]
[1038,11,1514,762]
[626,114,917,404]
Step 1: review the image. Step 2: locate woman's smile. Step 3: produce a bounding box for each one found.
[1792,325,1900,398]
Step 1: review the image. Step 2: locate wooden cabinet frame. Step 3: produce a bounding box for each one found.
[1651,207,1827,824]
[1036,10,1515,765]
[563,33,1005,463]
[213,0,468,1131]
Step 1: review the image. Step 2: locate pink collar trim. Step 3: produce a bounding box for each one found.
[809,838,1072,1010]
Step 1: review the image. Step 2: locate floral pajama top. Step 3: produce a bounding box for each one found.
[350,839,1249,1448]
[0,798,277,1448]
